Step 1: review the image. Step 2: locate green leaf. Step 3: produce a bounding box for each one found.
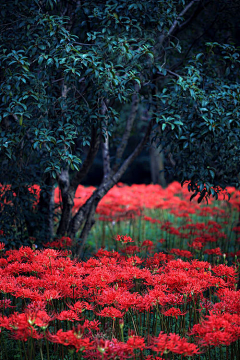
[209,169,215,179]
[19,115,23,126]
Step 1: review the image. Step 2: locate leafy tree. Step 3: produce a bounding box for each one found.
[0,0,239,255]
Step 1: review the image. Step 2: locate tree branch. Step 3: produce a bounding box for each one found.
[168,0,201,37]
[71,126,100,190]
[157,69,182,78]
[70,116,155,247]
[177,0,211,33]
[170,8,220,72]
[110,117,155,183]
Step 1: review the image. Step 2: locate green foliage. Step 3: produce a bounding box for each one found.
[0,0,184,245]
[0,0,240,247]
[154,42,240,201]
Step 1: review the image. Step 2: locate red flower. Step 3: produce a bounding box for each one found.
[141,240,154,248]
[163,307,187,319]
[56,310,81,322]
[150,332,199,356]
[170,249,193,259]
[126,335,146,350]
[47,328,93,352]
[204,247,222,256]
[233,226,240,233]
[96,306,124,319]
[115,235,134,243]
[191,311,240,347]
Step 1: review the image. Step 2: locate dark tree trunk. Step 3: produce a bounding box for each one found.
[150,142,166,187]
[68,116,155,257]
[37,175,55,242]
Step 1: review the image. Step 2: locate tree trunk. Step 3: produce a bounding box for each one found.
[69,117,155,257]
[150,142,166,187]
[37,175,55,242]
[56,126,100,237]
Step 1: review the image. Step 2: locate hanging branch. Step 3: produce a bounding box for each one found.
[168,0,201,37]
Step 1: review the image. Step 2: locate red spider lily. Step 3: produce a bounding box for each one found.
[0,299,15,309]
[207,220,222,229]
[143,216,161,224]
[150,332,200,356]
[95,249,120,259]
[170,249,193,259]
[115,235,134,244]
[161,221,173,231]
[47,328,93,352]
[67,300,91,313]
[0,258,7,267]
[121,245,140,255]
[43,289,62,301]
[0,242,5,251]
[56,310,81,322]
[182,222,206,231]
[233,226,240,233]
[126,335,146,350]
[0,313,43,341]
[83,319,100,331]
[188,241,204,250]
[213,288,240,314]
[163,307,187,319]
[141,240,154,248]
[0,240,239,359]
[96,306,124,319]
[126,255,143,266]
[167,227,181,236]
[117,291,143,311]
[88,338,130,359]
[44,236,73,249]
[204,248,222,256]
[29,309,53,329]
[190,311,240,347]
[145,252,173,269]
[211,264,238,288]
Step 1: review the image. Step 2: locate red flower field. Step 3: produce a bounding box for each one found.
[0,182,240,359]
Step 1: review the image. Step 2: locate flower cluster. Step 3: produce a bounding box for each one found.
[0,245,239,359]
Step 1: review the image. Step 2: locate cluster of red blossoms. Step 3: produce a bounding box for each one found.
[1,182,240,359]
[53,181,240,222]
[44,236,73,249]
[115,235,134,244]
[0,243,239,359]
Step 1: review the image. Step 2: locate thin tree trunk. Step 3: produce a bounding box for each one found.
[70,116,155,257]
[150,142,166,187]
[56,126,100,236]
[37,175,55,242]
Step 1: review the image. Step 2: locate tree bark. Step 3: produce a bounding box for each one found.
[56,126,100,236]
[37,175,55,242]
[70,116,155,257]
[113,85,140,172]
[150,143,166,187]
